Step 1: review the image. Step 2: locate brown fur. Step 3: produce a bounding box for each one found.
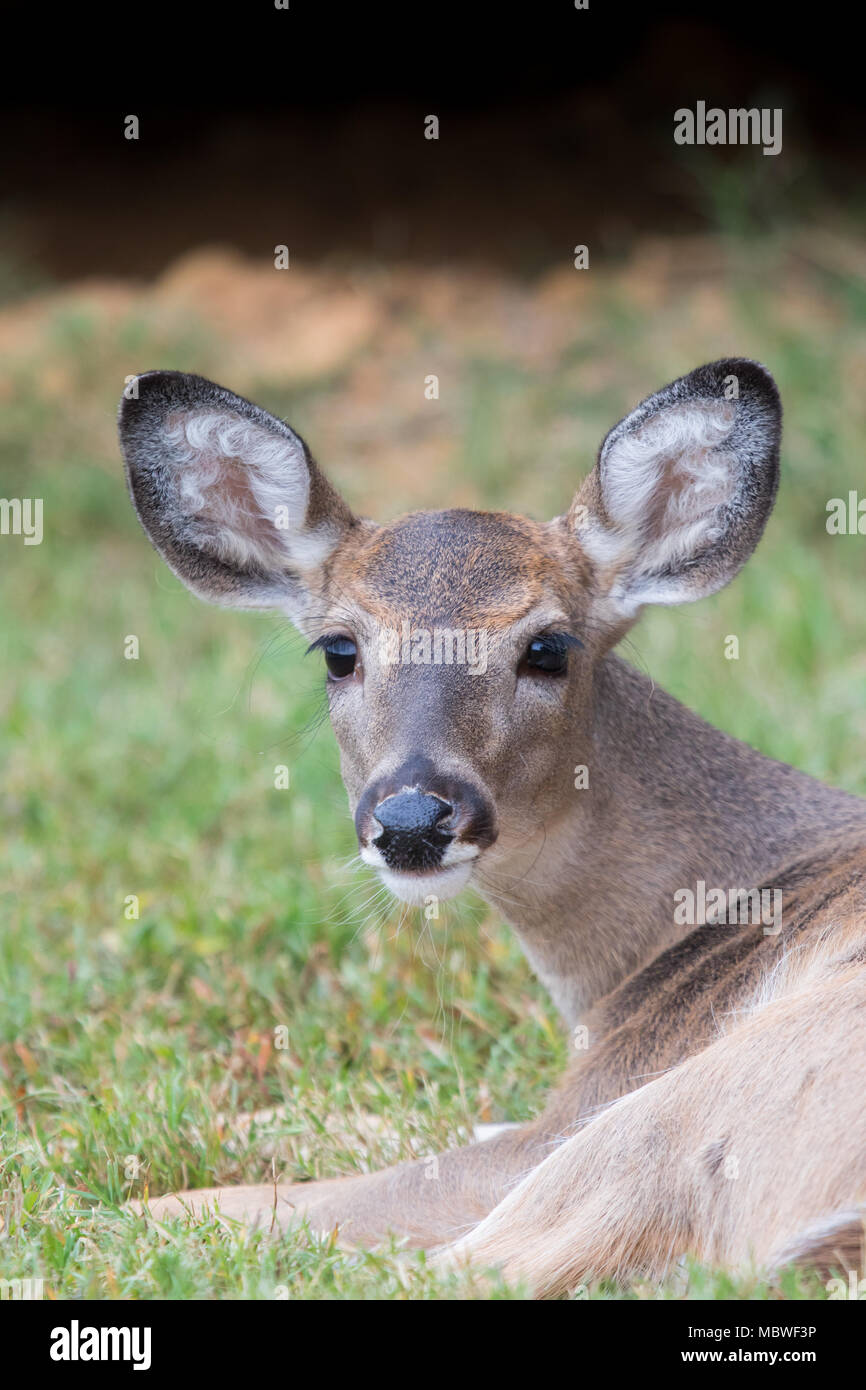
[119,361,866,1295]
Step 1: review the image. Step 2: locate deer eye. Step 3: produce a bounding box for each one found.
[523,635,570,676]
[323,636,357,680]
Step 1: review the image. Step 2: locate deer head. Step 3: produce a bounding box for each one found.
[119,360,781,910]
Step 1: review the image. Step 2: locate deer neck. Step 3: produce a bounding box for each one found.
[477,653,866,1026]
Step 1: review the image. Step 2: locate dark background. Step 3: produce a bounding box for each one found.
[1,0,862,283]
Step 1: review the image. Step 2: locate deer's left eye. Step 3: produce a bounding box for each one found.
[522,635,569,676]
[324,637,357,680]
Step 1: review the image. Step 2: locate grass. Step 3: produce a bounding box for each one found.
[0,222,864,1298]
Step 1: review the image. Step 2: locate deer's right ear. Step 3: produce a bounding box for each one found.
[118,371,357,619]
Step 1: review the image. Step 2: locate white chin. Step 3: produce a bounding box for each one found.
[379,861,474,905]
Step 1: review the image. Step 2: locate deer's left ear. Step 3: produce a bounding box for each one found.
[119,371,358,621]
[568,358,781,619]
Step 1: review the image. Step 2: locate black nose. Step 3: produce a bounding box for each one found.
[372,791,453,871]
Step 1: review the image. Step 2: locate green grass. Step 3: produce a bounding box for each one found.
[0,225,864,1298]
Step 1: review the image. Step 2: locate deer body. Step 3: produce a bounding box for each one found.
[119,359,866,1294]
[475,653,866,1026]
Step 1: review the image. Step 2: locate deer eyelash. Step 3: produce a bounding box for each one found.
[304,631,353,657]
[538,630,584,651]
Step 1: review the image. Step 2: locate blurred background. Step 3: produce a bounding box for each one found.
[0,3,864,1297]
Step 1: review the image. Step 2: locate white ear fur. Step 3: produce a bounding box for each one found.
[164,409,334,574]
[579,400,737,610]
[571,359,781,618]
[120,371,358,615]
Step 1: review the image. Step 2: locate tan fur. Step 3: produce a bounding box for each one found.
[120,361,866,1295]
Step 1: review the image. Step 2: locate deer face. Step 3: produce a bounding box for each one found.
[119,360,780,905]
[308,507,598,902]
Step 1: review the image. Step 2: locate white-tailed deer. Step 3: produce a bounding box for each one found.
[119,359,866,1296]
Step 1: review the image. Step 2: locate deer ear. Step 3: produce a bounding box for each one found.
[119,371,357,619]
[569,358,781,619]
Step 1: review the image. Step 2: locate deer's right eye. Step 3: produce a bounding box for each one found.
[323,636,357,680]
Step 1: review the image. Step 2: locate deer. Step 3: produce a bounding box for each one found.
[118,358,866,1297]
